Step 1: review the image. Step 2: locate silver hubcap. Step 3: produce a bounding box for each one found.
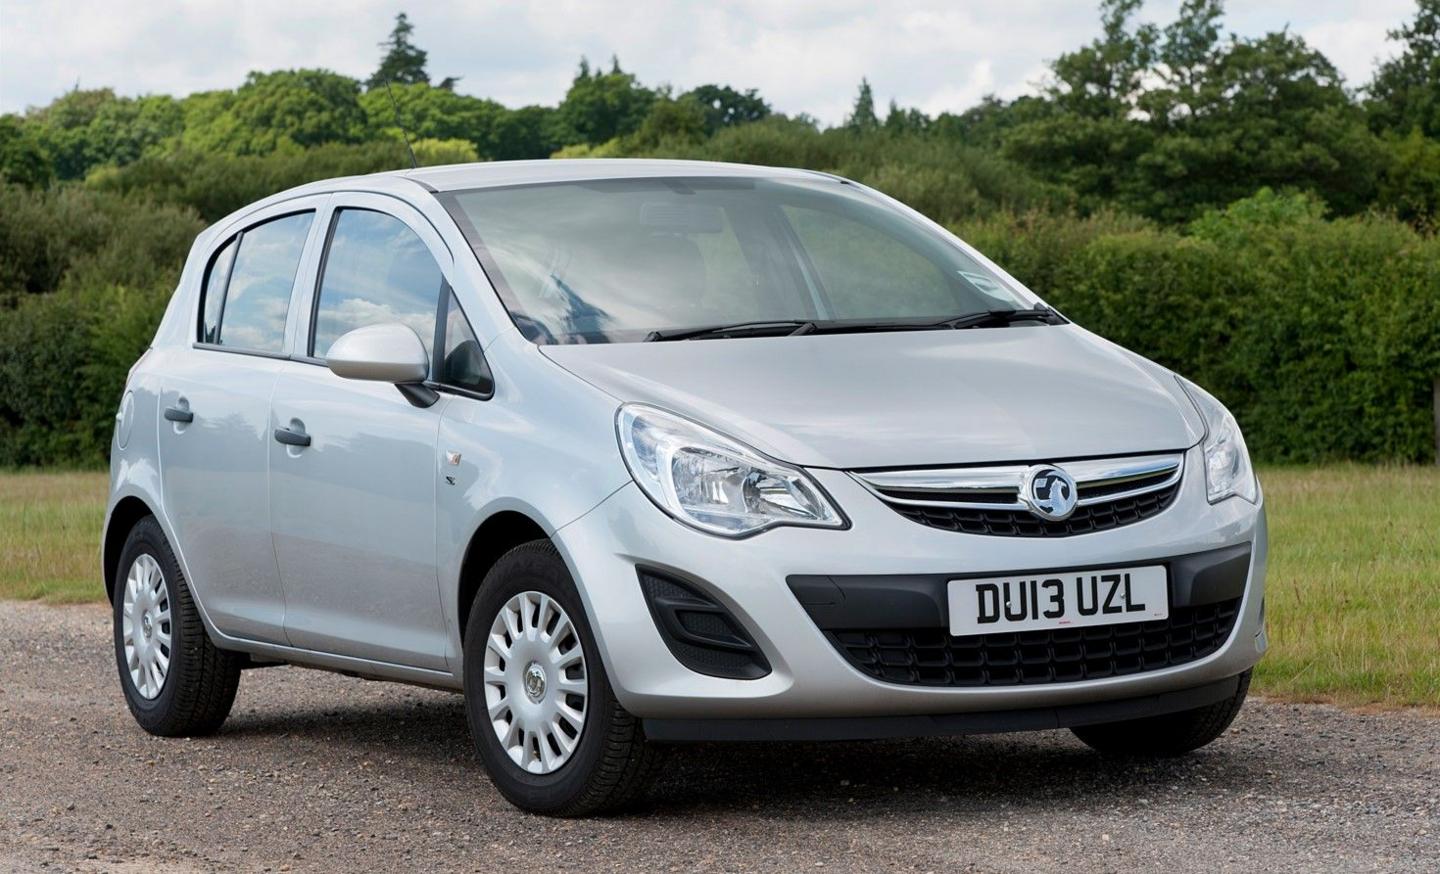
[122,554,171,700]
[484,591,588,774]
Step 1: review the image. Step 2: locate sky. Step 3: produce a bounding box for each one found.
[0,0,1420,124]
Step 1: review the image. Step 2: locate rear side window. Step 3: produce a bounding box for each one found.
[310,209,445,358]
[199,239,236,344]
[199,212,314,353]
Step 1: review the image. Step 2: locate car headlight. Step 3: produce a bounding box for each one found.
[616,404,846,537]
[1177,376,1258,504]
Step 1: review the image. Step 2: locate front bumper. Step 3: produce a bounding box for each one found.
[551,444,1267,721]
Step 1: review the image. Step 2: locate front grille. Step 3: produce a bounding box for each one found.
[853,453,1185,537]
[893,481,1180,537]
[828,598,1241,687]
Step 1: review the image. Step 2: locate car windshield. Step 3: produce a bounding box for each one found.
[441,175,1033,344]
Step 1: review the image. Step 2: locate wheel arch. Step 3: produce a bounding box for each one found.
[455,510,551,647]
[103,495,157,602]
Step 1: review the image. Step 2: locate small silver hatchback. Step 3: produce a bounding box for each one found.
[104,159,1266,815]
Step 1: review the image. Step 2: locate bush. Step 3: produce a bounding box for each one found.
[0,284,169,466]
[87,142,413,222]
[598,119,1069,223]
[0,181,203,302]
[1377,129,1440,227]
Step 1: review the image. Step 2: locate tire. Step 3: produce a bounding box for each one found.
[112,515,241,737]
[463,540,661,816]
[1071,670,1252,756]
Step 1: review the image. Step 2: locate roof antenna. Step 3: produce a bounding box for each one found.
[383,78,419,170]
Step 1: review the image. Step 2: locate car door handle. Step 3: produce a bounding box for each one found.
[273,426,311,448]
[163,405,193,424]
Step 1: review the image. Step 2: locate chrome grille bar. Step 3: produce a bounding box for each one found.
[851,453,1184,511]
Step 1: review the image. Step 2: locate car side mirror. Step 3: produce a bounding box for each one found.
[325,323,438,407]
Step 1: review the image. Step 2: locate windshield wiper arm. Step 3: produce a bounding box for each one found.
[643,307,1063,341]
[933,305,1065,330]
[644,320,816,342]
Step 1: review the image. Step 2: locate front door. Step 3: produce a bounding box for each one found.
[268,201,452,669]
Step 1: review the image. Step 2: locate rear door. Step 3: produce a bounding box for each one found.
[158,205,323,644]
[268,195,453,669]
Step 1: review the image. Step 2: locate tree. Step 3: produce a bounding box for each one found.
[369,12,429,88]
[358,82,505,155]
[1366,0,1440,137]
[1376,128,1440,223]
[183,70,368,155]
[488,105,562,160]
[555,57,656,145]
[0,116,51,188]
[1142,0,1224,125]
[24,88,182,180]
[1005,0,1384,221]
[845,79,880,132]
[681,84,770,134]
[630,96,710,148]
[1136,30,1381,219]
[931,95,1054,147]
[1046,0,1158,118]
[883,100,929,135]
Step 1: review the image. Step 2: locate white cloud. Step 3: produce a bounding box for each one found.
[1303,18,1405,87]
[0,0,1418,122]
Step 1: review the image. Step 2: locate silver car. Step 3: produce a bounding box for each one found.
[104,159,1266,815]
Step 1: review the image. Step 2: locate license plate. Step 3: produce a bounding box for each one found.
[947,565,1168,636]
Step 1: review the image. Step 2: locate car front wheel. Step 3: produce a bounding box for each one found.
[462,541,660,816]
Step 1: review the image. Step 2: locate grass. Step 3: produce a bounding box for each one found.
[1,466,1437,707]
[0,470,108,603]
[1253,465,1440,709]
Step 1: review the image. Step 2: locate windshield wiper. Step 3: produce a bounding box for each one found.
[644,320,816,342]
[932,306,1065,330]
[643,307,1064,342]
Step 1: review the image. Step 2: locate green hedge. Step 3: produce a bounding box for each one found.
[0,284,169,466]
[0,183,202,302]
[86,141,413,223]
[2,188,1436,468]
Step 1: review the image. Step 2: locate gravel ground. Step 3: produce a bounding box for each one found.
[1,602,1436,873]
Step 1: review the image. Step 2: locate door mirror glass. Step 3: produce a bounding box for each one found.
[325,323,429,384]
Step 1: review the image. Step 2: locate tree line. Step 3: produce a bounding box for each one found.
[2,1,1437,225]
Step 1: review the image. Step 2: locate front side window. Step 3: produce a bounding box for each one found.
[310,209,444,359]
[199,211,314,353]
[441,177,1031,344]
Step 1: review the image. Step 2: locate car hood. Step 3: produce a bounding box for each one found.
[541,325,1204,469]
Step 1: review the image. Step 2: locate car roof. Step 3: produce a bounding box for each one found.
[202,159,840,248]
[396,158,829,192]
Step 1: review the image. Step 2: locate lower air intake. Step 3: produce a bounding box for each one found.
[638,570,771,680]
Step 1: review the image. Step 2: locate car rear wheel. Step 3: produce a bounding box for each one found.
[112,516,241,736]
[1071,670,1251,756]
[462,540,661,816]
